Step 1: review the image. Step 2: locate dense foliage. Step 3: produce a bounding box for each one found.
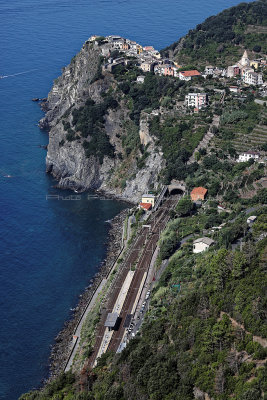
[70,97,117,162]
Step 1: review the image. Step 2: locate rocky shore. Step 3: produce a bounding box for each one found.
[46,206,129,382]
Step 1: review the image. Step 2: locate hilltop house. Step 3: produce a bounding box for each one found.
[237,151,260,163]
[193,237,215,253]
[190,187,208,201]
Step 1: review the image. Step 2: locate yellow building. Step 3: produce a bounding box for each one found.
[250,60,259,69]
[141,194,155,207]
[137,44,143,54]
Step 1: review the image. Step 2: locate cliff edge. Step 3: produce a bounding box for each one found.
[41,40,164,203]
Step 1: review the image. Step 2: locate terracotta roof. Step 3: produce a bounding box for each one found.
[191,187,208,196]
[180,70,201,77]
[140,202,152,210]
[245,151,260,155]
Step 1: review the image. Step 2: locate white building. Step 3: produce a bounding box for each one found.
[112,38,125,50]
[247,216,257,224]
[185,93,207,110]
[237,151,260,163]
[229,86,240,93]
[179,70,201,81]
[137,75,145,84]
[205,65,214,75]
[242,68,263,85]
[193,237,215,254]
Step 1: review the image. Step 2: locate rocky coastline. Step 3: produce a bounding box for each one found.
[45,206,130,382]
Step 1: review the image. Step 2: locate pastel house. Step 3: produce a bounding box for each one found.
[141,194,156,208]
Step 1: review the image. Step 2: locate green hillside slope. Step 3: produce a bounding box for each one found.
[161,0,267,67]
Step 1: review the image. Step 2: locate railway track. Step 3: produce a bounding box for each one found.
[87,197,177,367]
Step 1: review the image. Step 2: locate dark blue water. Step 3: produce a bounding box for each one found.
[0,0,253,398]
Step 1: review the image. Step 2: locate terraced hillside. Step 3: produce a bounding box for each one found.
[231,109,267,152]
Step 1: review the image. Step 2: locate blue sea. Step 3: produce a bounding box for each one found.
[0,0,254,398]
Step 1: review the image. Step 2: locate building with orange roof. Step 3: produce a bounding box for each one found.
[179,70,201,81]
[190,187,208,201]
[139,202,152,211]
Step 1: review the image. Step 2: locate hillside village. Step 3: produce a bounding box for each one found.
[90,34,266,105]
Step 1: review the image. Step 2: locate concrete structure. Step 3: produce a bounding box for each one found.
[237,151,260,162]
[190,187,208,201]
[179,70,201,81]
[185,92,207,110]
[193,237,215,253]
[141,194,156,207]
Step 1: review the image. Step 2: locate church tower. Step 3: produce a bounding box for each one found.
[240,50,250,67]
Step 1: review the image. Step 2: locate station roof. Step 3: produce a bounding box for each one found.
[142,193,155,198]
[140,202,152,211]
[104,312,119,328]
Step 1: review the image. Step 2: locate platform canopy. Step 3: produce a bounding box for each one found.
[123,314,133,328]
[104,312,119,328]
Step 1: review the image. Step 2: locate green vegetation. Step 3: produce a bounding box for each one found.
[162,0,267,66]
[115,70,186,125]
[149,114,209,182]
[71,97,117,162]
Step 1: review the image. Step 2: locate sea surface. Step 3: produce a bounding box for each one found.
[0,0,254,398]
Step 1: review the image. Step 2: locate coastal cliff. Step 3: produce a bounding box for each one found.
[41,41,164,203]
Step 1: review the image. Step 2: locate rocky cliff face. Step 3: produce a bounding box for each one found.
[41,40,164,203]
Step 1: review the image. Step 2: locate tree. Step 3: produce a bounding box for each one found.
[253,45,261,53]
[176,198,194,217]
